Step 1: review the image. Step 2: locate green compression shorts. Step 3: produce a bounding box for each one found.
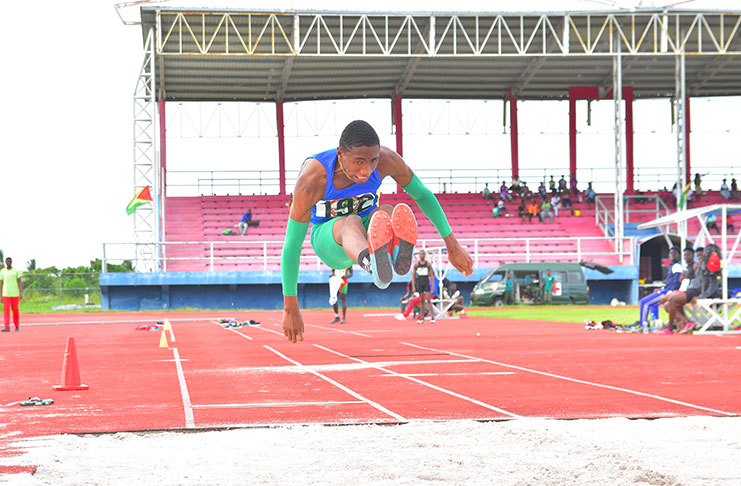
[311,214,371,270]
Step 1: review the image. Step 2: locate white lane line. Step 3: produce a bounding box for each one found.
[309,324,372,338]
[314,344,520,418]
[736,346,741,349]
[172,347,195,429]
[263,345,405,421]
[402,342,736,417]
[229,328,253,340]
[259,326,285,336]
[192,400,364,409]
[378,372,516,377]
[362,313,398,317]
[168,323,176,343]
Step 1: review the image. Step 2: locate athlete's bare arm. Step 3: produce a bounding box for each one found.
[282,159,326,343]
[377,146,474,277]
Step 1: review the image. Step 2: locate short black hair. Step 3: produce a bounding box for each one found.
[339,120,380,150]
[670,246,681,253]
[695,246,704,253]
[684,247,695,253]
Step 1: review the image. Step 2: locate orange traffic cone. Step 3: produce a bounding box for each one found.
[52,337,89,391]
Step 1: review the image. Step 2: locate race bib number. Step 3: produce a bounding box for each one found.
[315,193,376,218]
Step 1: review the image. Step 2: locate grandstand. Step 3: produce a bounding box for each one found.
[163,191,625,273]
[100,7,741,311]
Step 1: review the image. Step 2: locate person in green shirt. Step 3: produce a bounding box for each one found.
[1,257,23,331]
[504,272,514,305]
[540,269,555,306]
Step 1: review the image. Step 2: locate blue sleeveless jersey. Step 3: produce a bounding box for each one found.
[309,148,382,225]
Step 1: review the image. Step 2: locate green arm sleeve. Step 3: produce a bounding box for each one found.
[402,174,453,238]
[281,218,310,296]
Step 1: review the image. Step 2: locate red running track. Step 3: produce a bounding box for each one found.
[1,310,740,475]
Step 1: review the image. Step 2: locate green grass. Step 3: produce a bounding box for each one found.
[467,305,667,325]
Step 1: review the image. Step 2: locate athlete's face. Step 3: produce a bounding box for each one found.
[338,145,380,184]
[684,250,694,265]
[418,251,426,262]
[4,258,11,269]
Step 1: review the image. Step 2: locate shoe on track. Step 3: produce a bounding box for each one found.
[367,210,394,289]
[330,317,340,324]
[390,203,418,276]
[394,313,406,321]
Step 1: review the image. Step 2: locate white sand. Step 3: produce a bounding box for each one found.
[3,417,741,485]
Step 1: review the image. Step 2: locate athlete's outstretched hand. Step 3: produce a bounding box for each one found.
[282,297,305,343]
[444,233,474,277]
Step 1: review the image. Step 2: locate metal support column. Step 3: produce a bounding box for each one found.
[393,92,403,193]
[675,49,687,249]
[509,88,519,180]
[276,100,286,196]
[132,28,158,272]
[613,34,625,262]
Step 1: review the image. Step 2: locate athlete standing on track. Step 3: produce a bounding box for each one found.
[281,120,473,342]
[412,250,436,323]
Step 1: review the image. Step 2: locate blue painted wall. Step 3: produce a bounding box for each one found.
[100,264,649,311]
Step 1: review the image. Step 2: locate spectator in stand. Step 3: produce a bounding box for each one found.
[706,213,719,233]
[500,181,512,201]
[585,182,596,206]
[728,214,736,234]
[520,181,531,198]
[237,209,253,235]
[659,186,672,203]
[560,189,572,209]
[558,175,567,193]
[496,197,506,216]
[694,173,703,201]
[570,175,578,196]
[633,189,648,204]
[518,199,527,224]
[541,198,554,223]
[549,175,557,195]
[527,199,540,223]
[671,182,680,207]
[550,193,561,218]
[510,177,522,196]
[720,179,731,200]
[538,182,547,199]
[482,183,493,205]
[731,178,739,201]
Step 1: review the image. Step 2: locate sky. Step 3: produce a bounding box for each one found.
[1,0,739,270]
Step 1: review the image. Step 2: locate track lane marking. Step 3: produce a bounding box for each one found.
[377,372,516,377]
[308,324,372,338]
[192,400,364,409]
[402,342,736,417]
[172,347,195,428]
[263,345,405,421]
[313,344,520,418]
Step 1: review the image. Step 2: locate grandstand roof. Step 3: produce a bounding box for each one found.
[139,8,741,102]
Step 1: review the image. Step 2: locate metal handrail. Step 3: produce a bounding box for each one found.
[102,235,635,273]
